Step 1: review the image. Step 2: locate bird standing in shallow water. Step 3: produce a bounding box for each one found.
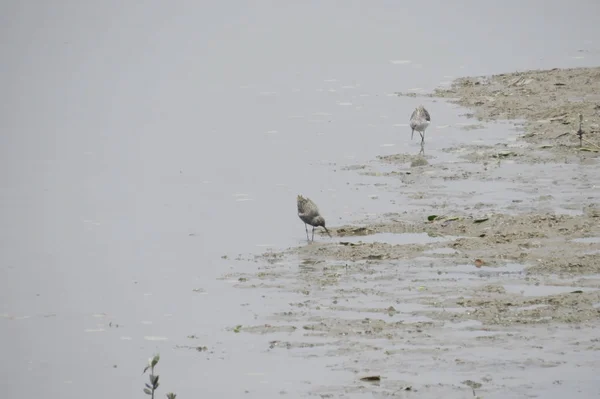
[297,195,332,242]
[410,105,431,145]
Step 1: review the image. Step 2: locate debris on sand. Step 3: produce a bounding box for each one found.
[360,375,381,382]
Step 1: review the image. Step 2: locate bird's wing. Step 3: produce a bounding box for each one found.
[306,199,320,215]
[298,197,317,217]
[423,107,431,122]
[410,108,418,121]
[297,195,306,213]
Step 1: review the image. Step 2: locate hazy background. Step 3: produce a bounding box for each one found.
[2,1,600,397]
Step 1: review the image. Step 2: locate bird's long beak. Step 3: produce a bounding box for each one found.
[323,226,332,238]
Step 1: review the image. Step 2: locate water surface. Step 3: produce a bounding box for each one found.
[2,1,600,398]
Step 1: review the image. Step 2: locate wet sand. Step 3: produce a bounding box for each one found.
[226,67,600,397]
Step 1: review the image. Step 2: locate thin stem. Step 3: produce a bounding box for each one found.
[578,114,584,147]
[151,365,155,399]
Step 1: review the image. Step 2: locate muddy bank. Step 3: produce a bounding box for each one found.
[399,66,600,164]
[238,212,599,275]
[224,66,600,397]
[432,67,600,142]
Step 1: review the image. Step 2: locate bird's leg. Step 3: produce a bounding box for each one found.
[304,223,310,241]
[420,130,425,145]
[411,129,414,140]
[311,226,315,241]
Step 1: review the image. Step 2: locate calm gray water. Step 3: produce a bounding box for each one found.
[2,1,600,398]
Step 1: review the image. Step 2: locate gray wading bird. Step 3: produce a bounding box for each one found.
[410,105,431,145]
[297,194,332,241]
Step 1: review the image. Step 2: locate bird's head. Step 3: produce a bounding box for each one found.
[313,216,332,237]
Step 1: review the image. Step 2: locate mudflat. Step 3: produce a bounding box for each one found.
[224,67,600,398]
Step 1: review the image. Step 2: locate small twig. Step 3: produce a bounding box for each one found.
[571,114,600,150]
[576,114,584,147]
[580,136,600,150]
[141,354,177,399]
[143,354,161,399]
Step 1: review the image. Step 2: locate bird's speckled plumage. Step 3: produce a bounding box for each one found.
[410,105,431,144]
[297,195,331,241]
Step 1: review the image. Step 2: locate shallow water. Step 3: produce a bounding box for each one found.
[338,232,460,245]
[3,0,600,398]
[503,284,598,297]
[573,237,600,244]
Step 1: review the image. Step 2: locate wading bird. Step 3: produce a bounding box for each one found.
[410,105,431,145]
[297,195,332,241]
